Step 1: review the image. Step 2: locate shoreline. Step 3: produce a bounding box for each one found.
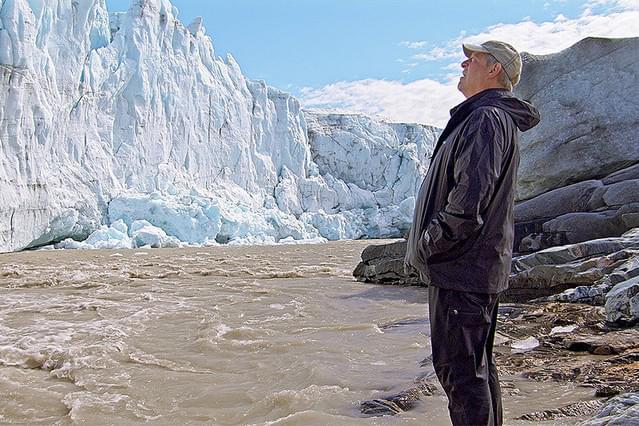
[494,300,639,420]
[360,293,639,422]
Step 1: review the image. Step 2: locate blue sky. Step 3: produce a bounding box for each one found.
[105,0,639,126]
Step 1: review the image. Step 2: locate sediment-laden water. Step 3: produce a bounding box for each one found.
[0,241,593,425]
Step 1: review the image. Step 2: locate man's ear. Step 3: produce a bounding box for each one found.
[489,62,502,77]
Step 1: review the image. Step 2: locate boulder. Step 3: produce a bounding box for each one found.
[507,231,639,302]
[518,231,567,253]
[352,240,421,285]
[360,382,438,416]
[581,393,639,426]
[512,232,639,271]
[602,163,639,185]
[543,251,639,305]
[605,276,639,325]
[599,179,639,207]
[514,180,602,223]
[515,166,639,252]
[514,37,639,201]
[542,203,639,244]
[517,400,604,422]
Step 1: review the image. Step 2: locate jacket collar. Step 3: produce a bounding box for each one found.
[432,88,510,158]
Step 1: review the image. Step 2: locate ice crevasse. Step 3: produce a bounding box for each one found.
[0,0,438,251]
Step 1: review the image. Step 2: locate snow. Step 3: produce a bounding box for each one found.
[0,0,439,252]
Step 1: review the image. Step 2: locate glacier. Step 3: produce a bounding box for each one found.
[0,0,438,252]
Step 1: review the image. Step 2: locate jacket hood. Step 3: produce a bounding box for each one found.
[479,90,541,132]
[451,88,540,131]
[437,89,540,148]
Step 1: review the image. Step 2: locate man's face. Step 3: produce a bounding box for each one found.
[457,52,493,98]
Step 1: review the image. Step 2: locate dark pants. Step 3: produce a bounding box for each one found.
[428,285,502,426]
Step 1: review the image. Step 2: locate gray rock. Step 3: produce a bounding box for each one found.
[587,178,639,211]
[625,228,639,238]
[515,180,602,223]
[605,276,639,325]
[360,382,438,416]
[515,166,639,253]
[518,231,566,253]
[353,240,421,285]
[603,163,639,185]
[507,234,639,302]
[621,204,639,229]
[518,399,604,422]
[580,392,639,426]
[601,180,639,207]
[507,259,607,302]
[514,37,639,201]
[542,210,621,244]
[549,283,613,305]
[360,240,407,262]
[512,234,639,271]
[545,252,639,304]
[607,254,639,285]
[352,232,639,312]
[587,185,609,211]
[541,204,639,244]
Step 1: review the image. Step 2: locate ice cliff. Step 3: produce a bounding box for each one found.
[0,0,438,252]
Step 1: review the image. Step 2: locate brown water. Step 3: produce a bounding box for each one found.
[0,240,594,425]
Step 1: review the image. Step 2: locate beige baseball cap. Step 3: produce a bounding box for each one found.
[462,40,522,86]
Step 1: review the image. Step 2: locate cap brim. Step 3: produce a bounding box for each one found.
[462,43,490,58]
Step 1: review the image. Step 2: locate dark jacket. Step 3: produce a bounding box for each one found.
[405,88,540,294]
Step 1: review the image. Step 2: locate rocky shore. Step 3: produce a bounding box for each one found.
[357,243,639,423]
[355,37,639,424]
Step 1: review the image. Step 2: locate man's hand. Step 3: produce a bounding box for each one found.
[403,261,414,276]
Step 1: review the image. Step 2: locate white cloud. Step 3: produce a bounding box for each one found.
[429,1,639,61]
[411,46,459,61]
[301,79,464,128]
[300,0,639,126]
[586,0,639,10]
[459,8,639,55]
[400,41,428,49]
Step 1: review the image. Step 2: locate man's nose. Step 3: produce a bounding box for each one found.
[461,59,469,68]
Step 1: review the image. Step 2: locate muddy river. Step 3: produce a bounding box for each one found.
[0,240,594,425]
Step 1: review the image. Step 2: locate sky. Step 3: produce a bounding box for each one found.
[105,0,639,127]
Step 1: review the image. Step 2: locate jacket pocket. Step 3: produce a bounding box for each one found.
[426,237,476,265]
[441,307,491,362]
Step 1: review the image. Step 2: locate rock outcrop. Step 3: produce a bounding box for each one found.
[514,37,639,201]
[352,240,420,285]
[508,229,639,303]
[515,164,639,252]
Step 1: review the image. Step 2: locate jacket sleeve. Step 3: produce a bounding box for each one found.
[422,108,504,259]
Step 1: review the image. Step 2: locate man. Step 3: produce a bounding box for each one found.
[404,41,540,425]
